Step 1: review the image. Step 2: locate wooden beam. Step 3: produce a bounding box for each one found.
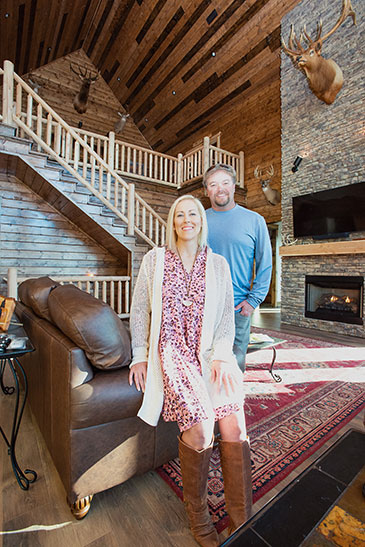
[279,240,365,256]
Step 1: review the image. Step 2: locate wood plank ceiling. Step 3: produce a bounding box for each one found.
[0,0,301,157]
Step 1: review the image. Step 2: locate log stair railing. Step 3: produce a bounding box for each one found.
[1,61,165,248]
[6,268,131,318]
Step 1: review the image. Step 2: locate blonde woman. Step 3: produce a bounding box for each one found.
[129,195,252,547]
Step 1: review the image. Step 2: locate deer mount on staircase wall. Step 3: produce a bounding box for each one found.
[281,0,356,105]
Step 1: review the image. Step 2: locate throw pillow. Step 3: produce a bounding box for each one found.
[48,284,131,370]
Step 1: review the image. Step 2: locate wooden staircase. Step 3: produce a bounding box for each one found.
[0,131,151,283]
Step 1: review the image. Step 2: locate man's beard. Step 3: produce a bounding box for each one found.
[213,194,231,208]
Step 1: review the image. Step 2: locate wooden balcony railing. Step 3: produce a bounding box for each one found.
[1,60,244,192]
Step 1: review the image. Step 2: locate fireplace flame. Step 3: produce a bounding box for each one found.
[330,295,338,302]
[345,296,351,303]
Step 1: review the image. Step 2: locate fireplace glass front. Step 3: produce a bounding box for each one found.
[305,275,364,325]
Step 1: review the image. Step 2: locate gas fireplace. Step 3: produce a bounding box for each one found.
[305,275,364,325]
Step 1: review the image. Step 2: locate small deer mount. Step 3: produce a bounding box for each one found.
[70,63,100,114]
[254,165,280,206]
[27,74,42,95]
[114,112,130,134]
[281,0,356,105]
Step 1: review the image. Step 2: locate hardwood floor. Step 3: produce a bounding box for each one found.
[1,310,364,546]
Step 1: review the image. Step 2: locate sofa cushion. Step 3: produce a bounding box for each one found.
[48,284,131,370]
[18,276,60,322]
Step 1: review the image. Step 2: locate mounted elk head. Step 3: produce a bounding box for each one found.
[70,64,100,114]
[254,165,280,206]
[114,112,130,134]
[281,0,356,105]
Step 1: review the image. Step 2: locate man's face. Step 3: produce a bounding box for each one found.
[205,169,236,211]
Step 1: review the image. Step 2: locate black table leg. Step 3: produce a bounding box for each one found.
[0,357,37,490]
[269,347,282,383]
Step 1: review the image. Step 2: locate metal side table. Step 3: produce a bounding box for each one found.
[235,337,284,382]
[0,322,37,490]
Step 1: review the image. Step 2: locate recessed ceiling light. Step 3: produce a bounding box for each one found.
[172,90,176,95]
[5,13,9,17]
[211,51,216,57]
[145,118,148,122]
[117,77,120,81]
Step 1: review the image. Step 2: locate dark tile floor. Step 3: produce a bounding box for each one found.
[221,429,365,547]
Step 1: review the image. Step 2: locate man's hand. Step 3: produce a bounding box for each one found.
[210,360,238,396]
[235,300,255,317]
[129,361,147,392]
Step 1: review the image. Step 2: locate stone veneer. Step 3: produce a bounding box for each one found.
[280,0,365,337]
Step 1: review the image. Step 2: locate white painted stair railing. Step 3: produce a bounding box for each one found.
[1,61,166,248]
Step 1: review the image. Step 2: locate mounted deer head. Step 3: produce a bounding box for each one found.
[70,63,100,114]
[282,0,356,105]
[27,75,42,95]
[254,165,280,206]
[114,112,130,134]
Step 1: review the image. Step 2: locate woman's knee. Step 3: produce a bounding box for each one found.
[219,412,247,442]
[181,420,214,450]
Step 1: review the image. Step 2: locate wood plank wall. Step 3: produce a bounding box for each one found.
[20,49,152,149]
[0,172,126,295]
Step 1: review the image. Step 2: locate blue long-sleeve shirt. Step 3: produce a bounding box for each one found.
[206,205,272,309]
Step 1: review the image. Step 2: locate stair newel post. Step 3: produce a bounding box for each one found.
[239,151,244,188]
[203,136,210,174]
[177,153,183,188]
[7,267,17,299]
[2,60,16,127]
[36,103,42,152]
[74,139,80,173]
[128,183,135,236]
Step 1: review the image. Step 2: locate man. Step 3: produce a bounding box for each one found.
[204,163,272,370]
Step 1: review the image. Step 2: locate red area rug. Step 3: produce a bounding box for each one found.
[156,328,365,533]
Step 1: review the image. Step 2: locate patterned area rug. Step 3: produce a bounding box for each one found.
[156,328,365,533]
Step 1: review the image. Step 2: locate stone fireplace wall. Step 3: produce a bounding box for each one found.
[280,0,365,337]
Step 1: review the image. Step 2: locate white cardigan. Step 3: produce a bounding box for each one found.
[130,246,243,427]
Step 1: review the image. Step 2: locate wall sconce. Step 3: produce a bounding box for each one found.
[292,156,303,173]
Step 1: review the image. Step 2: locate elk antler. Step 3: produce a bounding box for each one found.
[282,0,356,56]
[70,63,99,82]
[318,0,355,44]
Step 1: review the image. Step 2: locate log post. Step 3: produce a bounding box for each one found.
[203,136,210,174]
[239,151,245,188]
[128,183,135,236]
[7,268,18,298]
[177,153,183,188]
[2,60,16,127]
[108,131,115,172]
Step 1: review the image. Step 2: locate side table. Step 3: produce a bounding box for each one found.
[0,323,37,490]
[235,337,284,382]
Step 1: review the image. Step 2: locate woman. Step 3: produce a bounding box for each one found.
[129,195,252,547]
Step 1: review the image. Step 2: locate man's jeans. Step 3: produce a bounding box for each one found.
[233,312,251,372]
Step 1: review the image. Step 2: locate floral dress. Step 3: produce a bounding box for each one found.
[158,248,240,432]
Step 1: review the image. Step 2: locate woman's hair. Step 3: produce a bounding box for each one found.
[166,195,208,251]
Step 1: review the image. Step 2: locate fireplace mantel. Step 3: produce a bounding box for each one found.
[279,239,365,257]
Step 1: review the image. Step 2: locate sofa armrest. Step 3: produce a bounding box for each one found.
[15,302,94,388]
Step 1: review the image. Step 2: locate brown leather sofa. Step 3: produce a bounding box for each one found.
[15,277,178,519]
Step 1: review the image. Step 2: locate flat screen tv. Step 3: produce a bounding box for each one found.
[292,182,365,239]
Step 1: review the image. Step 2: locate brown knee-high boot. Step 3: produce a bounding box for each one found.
[178,435,219,547]
[219,438,253,535]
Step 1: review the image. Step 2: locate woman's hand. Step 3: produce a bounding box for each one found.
[210,360,238,396]
[129,361,147,392]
